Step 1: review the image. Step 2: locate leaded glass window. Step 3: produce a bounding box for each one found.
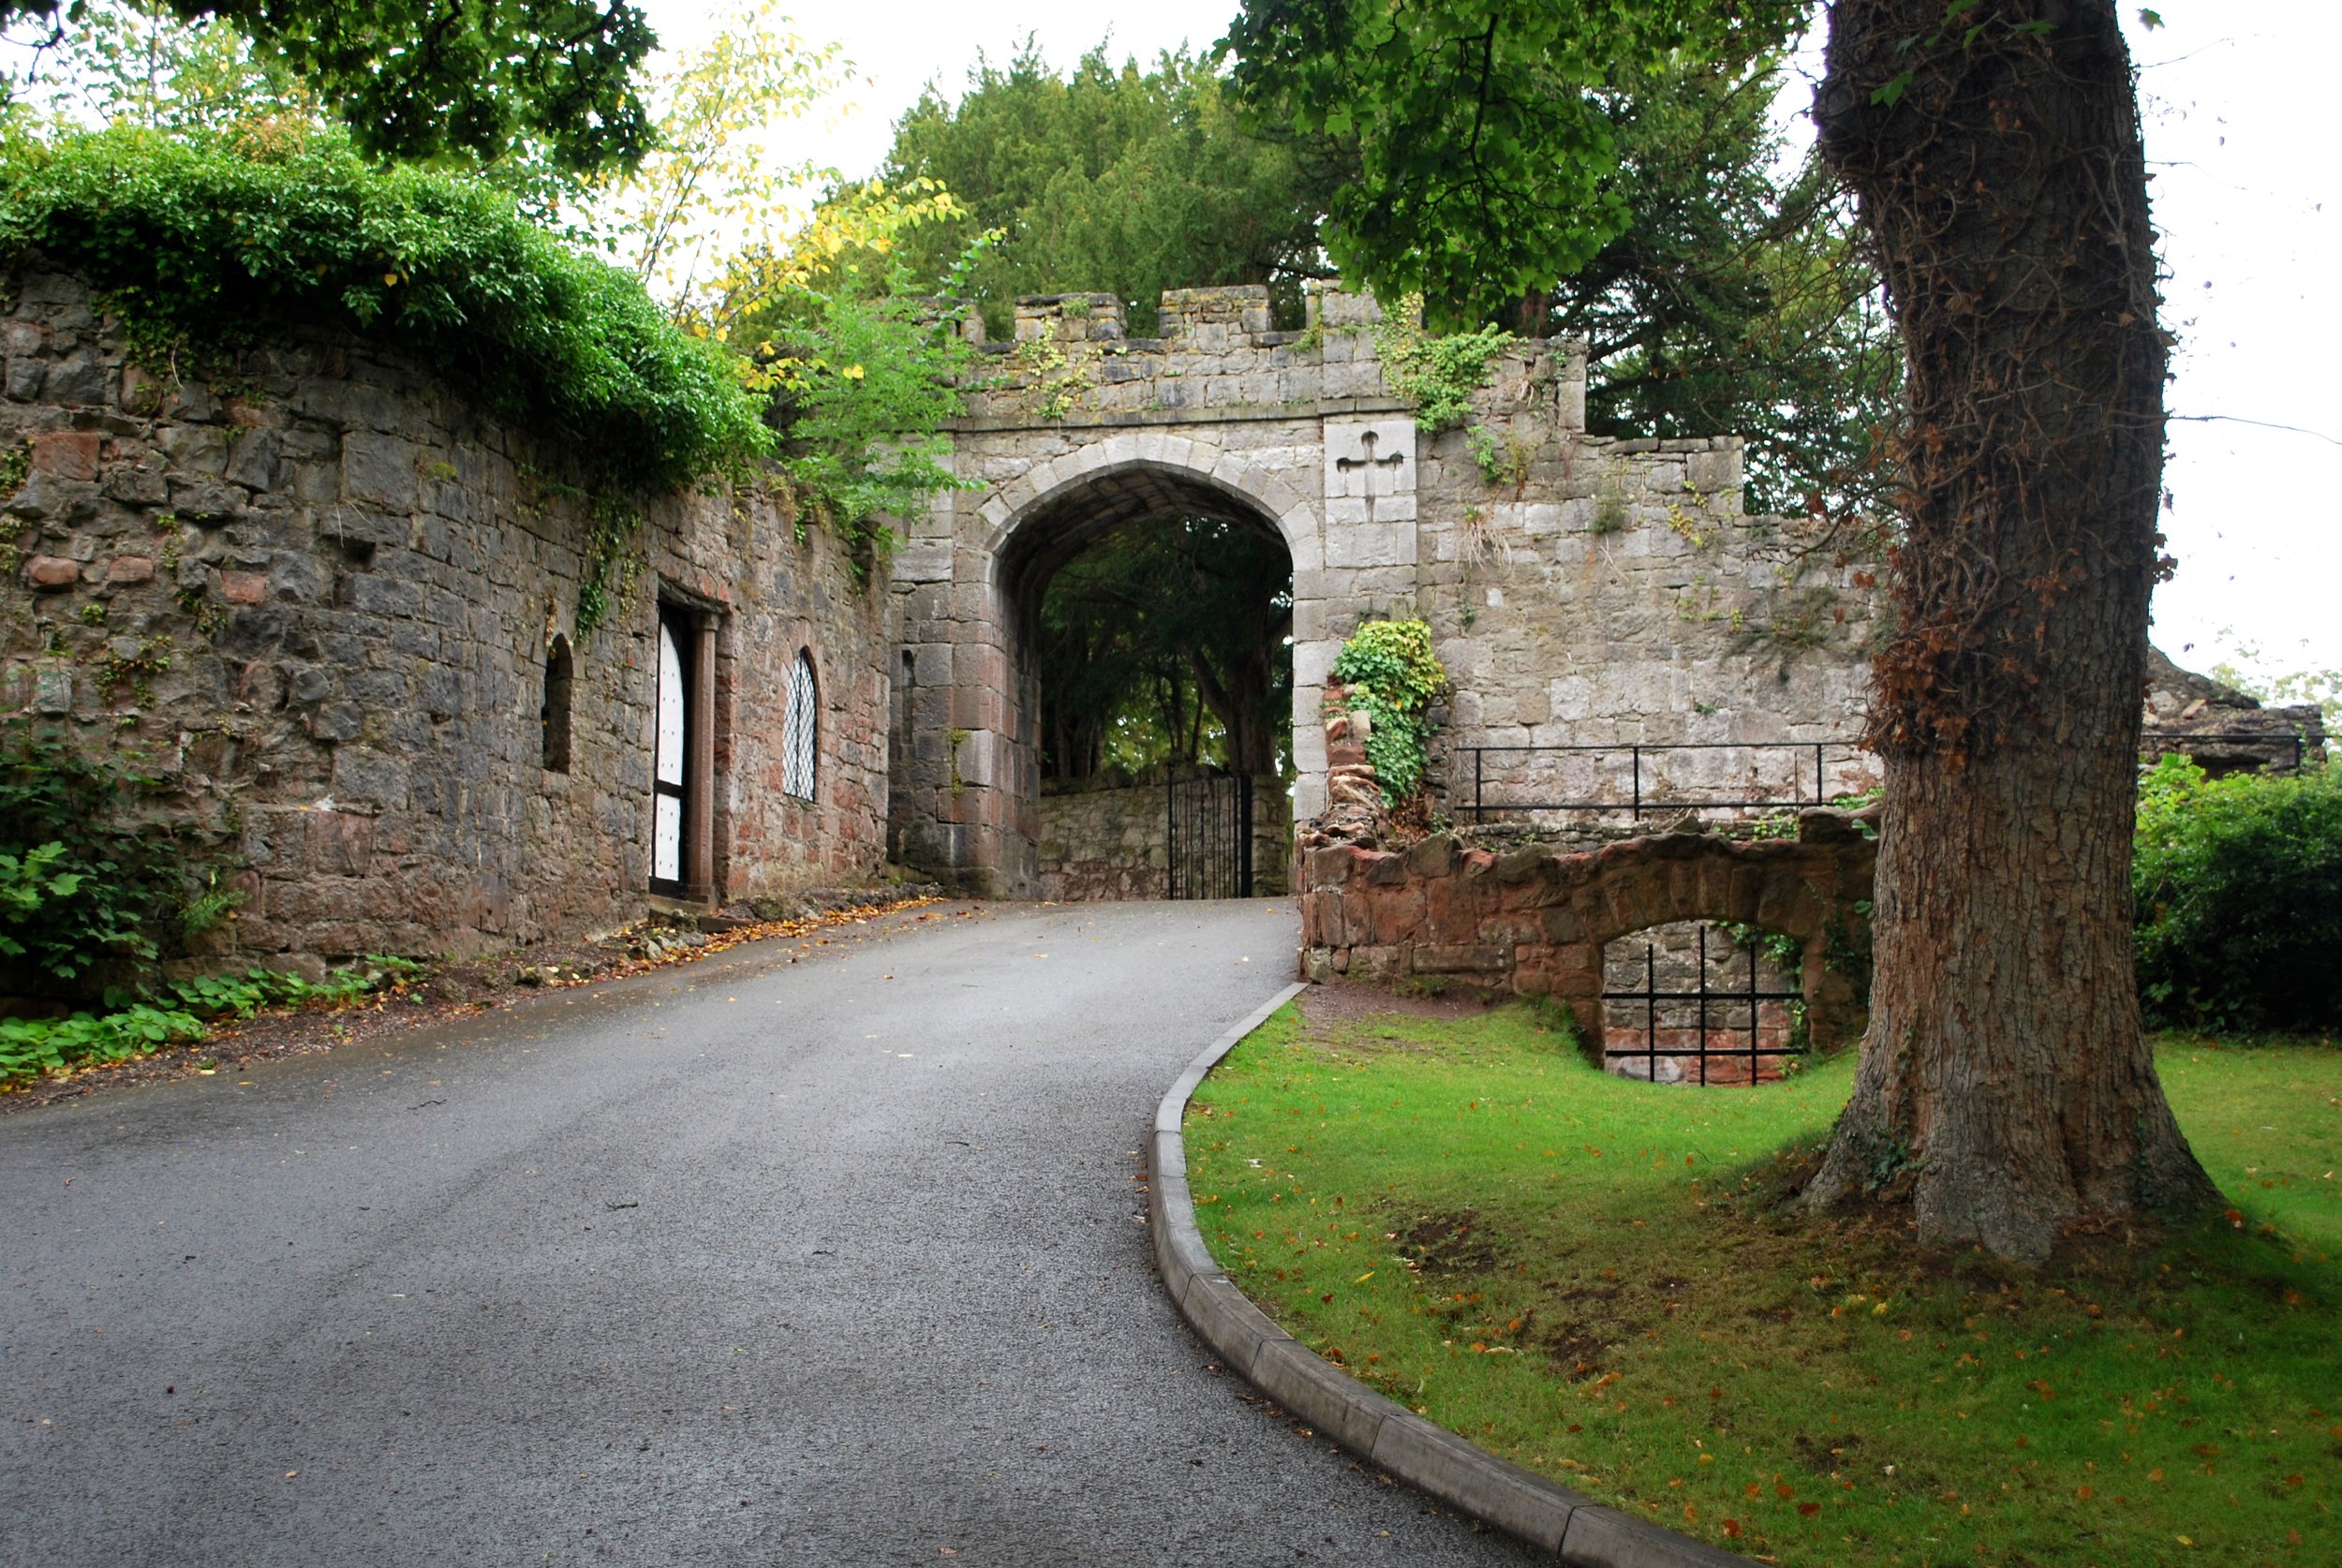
[782,651,817,801]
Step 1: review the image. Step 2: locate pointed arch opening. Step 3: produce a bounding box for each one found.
[541,632,574,774]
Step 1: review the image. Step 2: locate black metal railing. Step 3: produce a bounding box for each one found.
[1602,923,1807,1087]
[1452,740,1875,824]
[1452,727,2322,825]
[1166,767,1254,900]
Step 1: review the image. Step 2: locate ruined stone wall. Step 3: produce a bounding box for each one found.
[894,281,1888,895]
[0,265,889,966]
[1296,810,1877,1056]
[1034,772,1292,902]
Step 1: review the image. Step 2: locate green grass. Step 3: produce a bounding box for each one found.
[1187,1004,2340,1567]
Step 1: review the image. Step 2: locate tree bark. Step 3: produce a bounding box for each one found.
[1803,0,2216,1261]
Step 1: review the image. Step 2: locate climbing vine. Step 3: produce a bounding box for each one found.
[1373,298,1513,434]
[0,126,772,495]
[1329,618,1447,807]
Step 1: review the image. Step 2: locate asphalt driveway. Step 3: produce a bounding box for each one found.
[2,899,1534,1567]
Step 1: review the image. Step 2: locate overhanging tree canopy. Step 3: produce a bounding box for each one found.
[2,0,658,172]
[1224,0,2216,1262]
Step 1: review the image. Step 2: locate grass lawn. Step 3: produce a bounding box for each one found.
[1186,1002,2339,1567]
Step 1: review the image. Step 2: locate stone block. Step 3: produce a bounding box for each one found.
[1414,943,1507,974]
[341,431,417,510]
[309,809,377,876]
[25,555,80,589]
[31,431,99,481]
[1247,1339,1390,1454]
[226,428,282,491]
[104,555,155,585]
[44,347,106,406]
[1368,1413,1579,1553]
[1560,1503,1750,1567]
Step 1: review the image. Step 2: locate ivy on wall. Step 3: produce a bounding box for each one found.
[1330,618,1446,807]
[0,126,772,495]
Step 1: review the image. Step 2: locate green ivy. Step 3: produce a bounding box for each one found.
[0,721,230,985]
[0,126,771,494]
[1330,618,1447,807]
[1374,300,1513,433]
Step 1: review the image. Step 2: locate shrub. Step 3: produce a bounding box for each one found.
[0,126,771,493]
[2133,755,2342,1032]
[1329,619,1447,806]
[0,956,422,1087]
[0,724,226,986]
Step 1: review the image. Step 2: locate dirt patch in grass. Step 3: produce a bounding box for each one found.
[1296,976,1506,1029]
[3,896,967,1114]
[1186,999,2341,1567]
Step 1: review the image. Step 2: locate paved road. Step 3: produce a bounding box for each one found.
[4,900,1534,1567]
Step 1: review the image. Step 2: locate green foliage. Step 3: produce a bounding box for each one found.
[0,723,212,983]
[2133,755,2342,1033]
[1549,59,1902,517]
[0,998,204,1080]
[1222,0,1799,326]
[1036,516,1293,779]
[12,0,319,132]
[1330,618,1445,806]
[1372,308,1511,433]
[0,839,84,945]
[0,125,771,492]
[874,41,1328,336]
[743,275,975,566]
[1222,7,1892,514]
[2,0,658,174]
[0,954,422,1085]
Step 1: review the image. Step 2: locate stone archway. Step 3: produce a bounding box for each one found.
[887,284,1442,895]
[896,436,1325,895]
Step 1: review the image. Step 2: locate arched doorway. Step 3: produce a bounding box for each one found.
[890,445,1323,896]
[1001,469,1295,899]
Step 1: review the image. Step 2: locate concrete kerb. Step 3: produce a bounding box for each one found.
[1149,982,1753,1568]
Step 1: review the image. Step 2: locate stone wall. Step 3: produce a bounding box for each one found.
[1035,772,1292,901]
[1296,810,1877,1057]
[1601,920,1801,1086]
[893,281,1887,895]
[0,265,890,967]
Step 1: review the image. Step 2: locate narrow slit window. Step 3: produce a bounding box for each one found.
[541,634,573,774]
[782,649,817,801]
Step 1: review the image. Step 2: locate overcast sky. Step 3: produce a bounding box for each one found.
[640,1,2340,686]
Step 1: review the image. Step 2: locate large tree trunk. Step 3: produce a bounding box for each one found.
[1803,0,2216,1260]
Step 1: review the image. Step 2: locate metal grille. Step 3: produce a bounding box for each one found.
[782,651,817,801]
[1166,768,1253,900]
[1602,923,1807,1087]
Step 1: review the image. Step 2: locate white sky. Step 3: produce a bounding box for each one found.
[645,1,2337,684]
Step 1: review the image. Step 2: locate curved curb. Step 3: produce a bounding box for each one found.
[1149,984,1750,1567]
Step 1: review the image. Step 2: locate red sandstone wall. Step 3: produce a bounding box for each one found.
[1297,810,1876,1051]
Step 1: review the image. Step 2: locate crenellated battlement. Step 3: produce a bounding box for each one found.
[957,280,1590,433]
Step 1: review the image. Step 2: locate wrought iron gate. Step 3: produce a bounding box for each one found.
[1602,923,1807,1086]
[1165,767,1253,900]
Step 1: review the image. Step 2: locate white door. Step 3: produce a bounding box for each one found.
[653,616,686,885]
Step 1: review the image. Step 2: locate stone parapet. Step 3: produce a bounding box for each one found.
[1296,810,1877,1056]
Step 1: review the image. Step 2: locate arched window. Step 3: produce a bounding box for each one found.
[781,649,817,801]
[541,634,573,774]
